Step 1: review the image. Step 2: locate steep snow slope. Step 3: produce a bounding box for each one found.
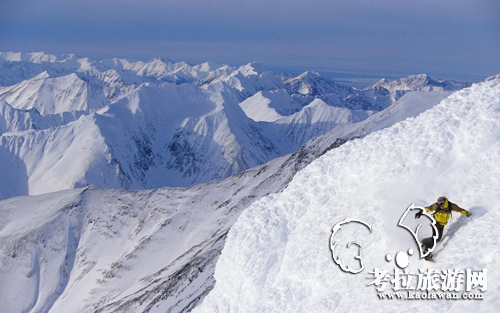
[238,90,306,122]
[0,114,117,196]
[0,82,464,313]
[196,78,500,312]
[322,90,455,140]
[0,131,344,313]
[263,90,453,158]
[0,100,86,134]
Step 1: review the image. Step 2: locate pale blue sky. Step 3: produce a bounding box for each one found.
[1,0,499,85]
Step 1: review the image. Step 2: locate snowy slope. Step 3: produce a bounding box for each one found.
[321,90,456,140]
[0,128,343,313]
[238,90,306,122]
[195,77,500,312]
[263,90,453,158]
[0,114,116,197]
[0,78,466,312]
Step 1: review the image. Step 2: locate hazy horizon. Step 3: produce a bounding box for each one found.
[1,0,499,87]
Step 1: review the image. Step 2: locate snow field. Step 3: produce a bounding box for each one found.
[195,78,500,312]
[0,187,227,312]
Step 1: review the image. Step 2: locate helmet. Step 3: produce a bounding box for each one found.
[437,196,447,206]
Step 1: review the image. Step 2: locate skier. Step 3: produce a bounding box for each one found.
[415,196,471,259]
[415,196,470,242]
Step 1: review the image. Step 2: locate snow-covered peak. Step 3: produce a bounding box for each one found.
[284,71,318,95]
[238,62,266,77]
[0,52,237,87]
[204,62,282,96]
[0,52,23,62]
[284,71,351,97]
[0,72,109,115]
[288,70,321,82]
[32,71,50,80]
[368,77,389,88]
[0,51,58,63]
[238,89,306,122]
[193,61,225,72]
[368,73,470,93]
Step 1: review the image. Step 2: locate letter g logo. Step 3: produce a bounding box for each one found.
[330,218,372,274]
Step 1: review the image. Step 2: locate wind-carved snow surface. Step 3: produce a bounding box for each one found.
[195,78,500,312]
[0,52,469,199]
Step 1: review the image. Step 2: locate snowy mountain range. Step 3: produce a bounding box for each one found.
[0,52,470,199]
[0,78,484,313]
[2,52,494,313]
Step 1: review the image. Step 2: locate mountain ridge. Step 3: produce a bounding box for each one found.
[0,52,472,199]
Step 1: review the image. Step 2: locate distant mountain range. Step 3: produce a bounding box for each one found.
[0,52,471,199]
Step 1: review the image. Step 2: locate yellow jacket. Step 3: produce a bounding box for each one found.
[425,197,469,226]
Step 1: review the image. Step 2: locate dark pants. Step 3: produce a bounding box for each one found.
[433,222,445,242]
[422,222,445,252]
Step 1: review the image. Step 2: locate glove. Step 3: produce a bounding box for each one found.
[415,211,423,219]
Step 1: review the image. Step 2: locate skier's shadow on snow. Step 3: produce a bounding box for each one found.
[433,206,485,257]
